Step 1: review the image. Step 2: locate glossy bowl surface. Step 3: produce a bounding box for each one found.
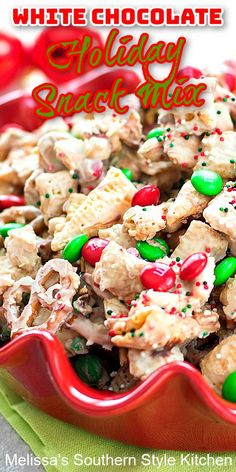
[1,330,236,451]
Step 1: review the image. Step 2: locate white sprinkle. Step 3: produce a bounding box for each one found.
[216,353,222,360]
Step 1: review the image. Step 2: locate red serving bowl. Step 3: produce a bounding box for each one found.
[0,330,236,450]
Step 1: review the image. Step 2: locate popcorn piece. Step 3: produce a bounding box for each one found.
[93,241,147,300]
[164,132,200,169]
[172,220,228,262]
[5,225,41,272]
[166,181,211,233]
[38,131,71,172]
[0,128,36,161]
[99,224,136,249]
[0,205,40,226]
[84,136,111,161]
[203,182,236,241]
[195,131,236,178]
[137,137,167,175]
[128,347,184,380]
[159,77,218,136]
[201,335,236,395]
[35,171,77,223]
[0,255,21,295]
[123,202,169,241]
[24,169,42,206]
[51,167,136,251]
[220,275,236,323]
[71,111,142,152]
[35,118,69,137]
[55,138,105,192]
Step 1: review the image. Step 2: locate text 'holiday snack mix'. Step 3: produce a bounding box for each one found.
[0,69,236,402]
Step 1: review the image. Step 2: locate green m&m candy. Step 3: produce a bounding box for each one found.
[73,354,103,386]
[214,257,236,286]
[191,169,223,196]
[0,223,25,238]
[62,234,88,263]
[146,128,164,140]
[136,237,170,262]
[222,371,236,402]
[121,168,133,181]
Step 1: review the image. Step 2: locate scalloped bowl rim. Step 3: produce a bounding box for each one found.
[0,329,236,423]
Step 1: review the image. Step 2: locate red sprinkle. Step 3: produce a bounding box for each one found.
[205,247,211,253]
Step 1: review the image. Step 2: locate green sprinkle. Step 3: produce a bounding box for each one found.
[231,98,236,102]
[157,137,163,142]
[72,172,78,179]
[216,110,221,115]
[85,313,91,319]
[166,128,171,132]
[184,135,189,140]
[169,143,174,148]
[142,207,147,211]
[198,148,202,152]
[223,97,228,102]
[139,332,144,337]
[176,257,180,262]
[45,193,50,199]
[36,201,40,207]
[187,304,192,309]
[185,291,191,296]
[169,93,172,97]
[202,331,208,338]
[219,207,224,211]
[107,310,113,315]
[68,188,73,193]
[182,307,187,313]
[135,293,140,299]
[224,208,229,212]
[201,162,207,166]
[230,160,235,164]
[205,132,211,136]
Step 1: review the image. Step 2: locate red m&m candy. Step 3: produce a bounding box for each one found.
[132,185,160,207]
[140,263,176,292]
[0,195,25,210]
[179,252,208,281]
[177,66,203,80]
[82,238,109,266]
